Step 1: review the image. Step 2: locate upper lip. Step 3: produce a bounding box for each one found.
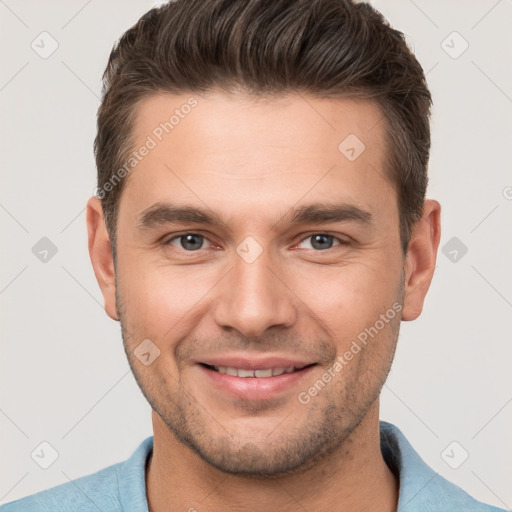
[197,355,317,370]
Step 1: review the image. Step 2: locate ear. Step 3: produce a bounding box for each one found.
[86,196,119,321]
[402,199,441,321]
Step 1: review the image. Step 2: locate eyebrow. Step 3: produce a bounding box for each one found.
[137,201,373,231]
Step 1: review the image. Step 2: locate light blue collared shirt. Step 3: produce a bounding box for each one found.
[1,421,506,511]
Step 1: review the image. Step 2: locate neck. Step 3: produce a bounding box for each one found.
[146,402,398,512]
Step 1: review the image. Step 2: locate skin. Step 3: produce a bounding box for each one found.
[87,90,441,512]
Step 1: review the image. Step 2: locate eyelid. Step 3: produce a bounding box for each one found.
[292,232,351,250]
[164,232,217,249]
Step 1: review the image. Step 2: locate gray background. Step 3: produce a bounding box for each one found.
[1,0,511,508]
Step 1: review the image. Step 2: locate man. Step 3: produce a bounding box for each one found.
[1,0,505,511]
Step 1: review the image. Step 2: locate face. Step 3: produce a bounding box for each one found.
[89,90,435,477]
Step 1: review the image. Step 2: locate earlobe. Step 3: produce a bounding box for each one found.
[401,199,441,321]
[86,196,119,321]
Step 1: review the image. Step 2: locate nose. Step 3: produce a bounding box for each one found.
[213,247,297,338]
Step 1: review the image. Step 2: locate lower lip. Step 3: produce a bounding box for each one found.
[197,364,316,401]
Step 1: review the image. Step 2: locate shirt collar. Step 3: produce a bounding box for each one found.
[118,435,153,512]
[380,420,440,510]
[116,421,486,512]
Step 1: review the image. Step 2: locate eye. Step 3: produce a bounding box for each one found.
[163,232,348,253]
[166,233,210,251]
[296,234,347,251]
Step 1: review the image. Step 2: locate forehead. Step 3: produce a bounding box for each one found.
[132,90,387,164]
[120,90,394,227]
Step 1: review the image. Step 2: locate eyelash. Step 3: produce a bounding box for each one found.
[163,232,350,253]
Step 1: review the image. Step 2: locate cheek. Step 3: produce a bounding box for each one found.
[117,258,217,340]
[285,258,402,360]
[293,260,400,318]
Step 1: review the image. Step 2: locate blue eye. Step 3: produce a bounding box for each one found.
[167,234,206,251]
[164,233,348,253]
[297,234,342,251]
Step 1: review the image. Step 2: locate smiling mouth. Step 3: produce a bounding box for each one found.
[200,363,316,378]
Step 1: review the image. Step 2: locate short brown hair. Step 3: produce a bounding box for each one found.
[94,0,432,259]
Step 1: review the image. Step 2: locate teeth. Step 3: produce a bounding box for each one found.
[213,365,298,377]
[254,369,273,377]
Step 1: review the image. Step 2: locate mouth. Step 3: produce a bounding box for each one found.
[200,363,314,378]
[196,358,318,401]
